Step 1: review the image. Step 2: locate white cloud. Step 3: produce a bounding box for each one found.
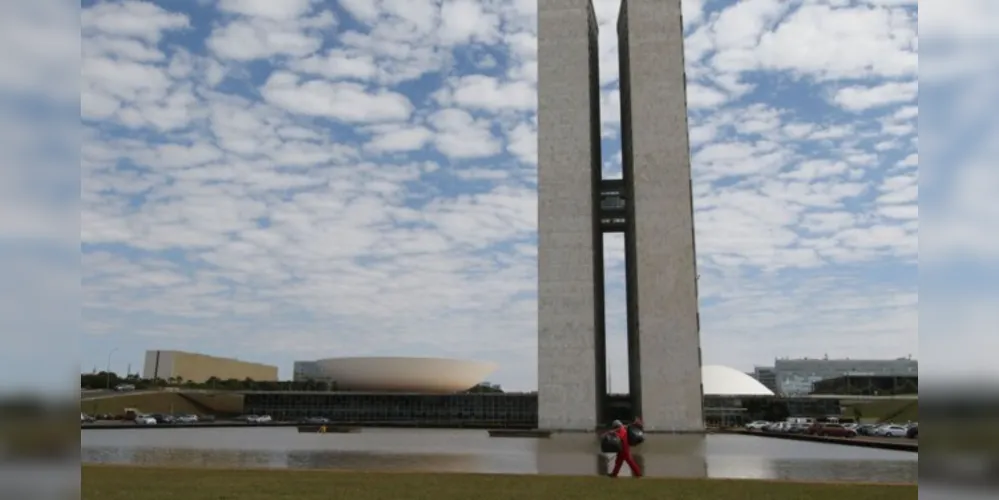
[429,108,503,159]
[261,71,413,122]
[217,0,318,20]
[438,0,501,46]
[206,10,335,61]
[444,75,536,112]
[751,4,918,80]
[832,81,919,112]
[81,0,190,43]
[289,49,379,81]
[365,124,434,154]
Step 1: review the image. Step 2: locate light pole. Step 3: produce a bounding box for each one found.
[106,348,118,389]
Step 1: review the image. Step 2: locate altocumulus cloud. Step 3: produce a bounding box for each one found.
[81,0,918,391]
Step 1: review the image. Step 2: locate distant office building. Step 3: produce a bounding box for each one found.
[759,357,917,395]
[752,366,778,393]
[142,350,278,383]
[292,361,327,382]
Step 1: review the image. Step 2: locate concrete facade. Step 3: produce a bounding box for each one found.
[617,0,704,432]
[142,350,278,383]
[537,0,703,432]
[537,0,606,431]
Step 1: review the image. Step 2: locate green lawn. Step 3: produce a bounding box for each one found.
[82,465,917,500]
[842,400,917,423]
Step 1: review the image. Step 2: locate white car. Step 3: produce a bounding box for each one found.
[880,425,908,437]
[175,414,198,423]
[134,415,156,425]
[247,415,272,424]
[746,421,769,430]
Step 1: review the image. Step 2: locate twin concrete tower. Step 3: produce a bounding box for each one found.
[537,0,704,432]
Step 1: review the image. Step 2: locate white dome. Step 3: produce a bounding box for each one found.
[313,357,498,393]
[702,365,774,396]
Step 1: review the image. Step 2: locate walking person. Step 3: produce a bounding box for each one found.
[604,418,642,477]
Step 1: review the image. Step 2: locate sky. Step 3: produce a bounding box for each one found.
[74,0,924,392]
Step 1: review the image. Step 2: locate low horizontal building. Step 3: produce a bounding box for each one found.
[142,350,278,383]
[246,364,791,427]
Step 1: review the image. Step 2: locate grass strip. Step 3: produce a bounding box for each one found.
[82,464,916,500]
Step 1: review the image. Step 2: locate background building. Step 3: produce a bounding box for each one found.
[293,361,326,382]
[752,366,778,393]
[142,350,278,383]
[811,374,918,396]
[755,356,917,395]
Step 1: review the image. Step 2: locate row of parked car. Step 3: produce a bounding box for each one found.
[235,414,273,423]
[746,420,918,439]
[81,412,211,425]
[133,413,202,425]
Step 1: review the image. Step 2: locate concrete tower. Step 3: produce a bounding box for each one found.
[537,0,703,432]
[537,0,606,431]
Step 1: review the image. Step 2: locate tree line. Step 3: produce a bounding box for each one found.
[80,372,504,393]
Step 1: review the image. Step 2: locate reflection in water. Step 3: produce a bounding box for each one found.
[86,447,281,469]
[81,428,916,483]
[631,434,708,478]
[707,457,918,483]
[534,434,704,478]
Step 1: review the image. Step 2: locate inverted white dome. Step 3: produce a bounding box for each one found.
[702,365,774,396]
[313,357,498,393]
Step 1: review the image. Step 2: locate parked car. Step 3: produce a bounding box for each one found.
[879,425,908,437]
[302,417,329,424]
[175,414,198,424]
[134,415,156,425]
[788,423,811,434]
[856,424,877,436]
[149,413,175,424]
[812,423,857,438]
[81,413,95,423]
[247,415,272,424]
[766,422,788,432]
[114,384,135,391]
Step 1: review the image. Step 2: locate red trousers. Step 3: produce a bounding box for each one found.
[610,451,641,477]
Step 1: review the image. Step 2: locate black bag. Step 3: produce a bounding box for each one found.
[600,433,622,453]
[627,424,645,446]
